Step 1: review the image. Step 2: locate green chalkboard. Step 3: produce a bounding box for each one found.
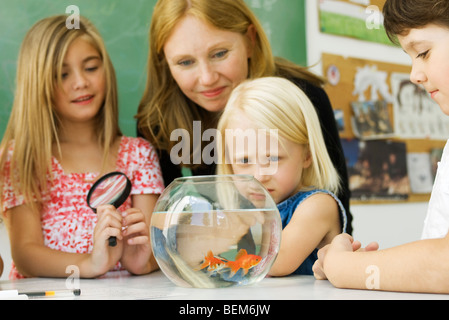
[0,0,306,138]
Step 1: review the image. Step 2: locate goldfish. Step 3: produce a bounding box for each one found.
[197,250,227,272]
[225,249,262,277]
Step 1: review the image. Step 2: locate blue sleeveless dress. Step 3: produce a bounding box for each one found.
[277,189,347,275]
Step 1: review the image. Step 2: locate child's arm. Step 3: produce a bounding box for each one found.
[268,193,340,276]
[120,193,159,275]
[8,204,122,278]
[313,233,449,294]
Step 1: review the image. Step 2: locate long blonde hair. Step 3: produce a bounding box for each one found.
[136,0,323,167]
[217,77,340,194]
[0,15,120,214]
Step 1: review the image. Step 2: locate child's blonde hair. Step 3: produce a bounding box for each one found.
[217,77,340,194]
[0,15,120,214]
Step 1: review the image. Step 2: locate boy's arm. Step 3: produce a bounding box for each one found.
[314,233,449,294]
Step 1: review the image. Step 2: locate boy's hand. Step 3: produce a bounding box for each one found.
[312,233,379,280]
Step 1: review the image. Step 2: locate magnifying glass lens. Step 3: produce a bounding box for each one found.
[87,172,132,247]
[89,175,128,208]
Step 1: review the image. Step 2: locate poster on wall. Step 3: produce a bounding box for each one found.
[319,0,391,45]
[390,72,449,140]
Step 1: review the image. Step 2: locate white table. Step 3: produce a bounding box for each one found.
[0,270,448,300]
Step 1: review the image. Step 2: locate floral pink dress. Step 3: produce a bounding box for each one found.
[2,136,164,279]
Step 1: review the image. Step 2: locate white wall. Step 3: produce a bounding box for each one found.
[351,202,428,249]
[305,0,428,249]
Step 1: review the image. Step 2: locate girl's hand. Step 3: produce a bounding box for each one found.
[120,208,153,275]
[89,204,123,277]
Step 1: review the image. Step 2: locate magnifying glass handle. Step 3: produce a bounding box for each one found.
[109,236,117,247]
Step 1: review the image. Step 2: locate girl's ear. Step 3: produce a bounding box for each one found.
[303,146,313,169]
[245,24,257,58]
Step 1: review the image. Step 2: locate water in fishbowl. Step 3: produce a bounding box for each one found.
[151,209,280,288]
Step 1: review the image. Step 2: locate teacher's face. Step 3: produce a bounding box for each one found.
[164,15,255,112]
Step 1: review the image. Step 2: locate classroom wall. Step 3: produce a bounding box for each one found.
[305,0,429,249]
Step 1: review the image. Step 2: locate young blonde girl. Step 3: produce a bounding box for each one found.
[0,15,164,279]
[217,77,347,276]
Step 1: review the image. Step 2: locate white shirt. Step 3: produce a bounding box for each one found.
[421,139,449,239]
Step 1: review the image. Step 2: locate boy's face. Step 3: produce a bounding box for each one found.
[398,23,449,115]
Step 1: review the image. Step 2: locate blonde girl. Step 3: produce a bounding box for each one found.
[217,77,346,276]
[0,15,164,279]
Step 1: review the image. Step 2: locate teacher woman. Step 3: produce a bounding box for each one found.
[136,0,352,233]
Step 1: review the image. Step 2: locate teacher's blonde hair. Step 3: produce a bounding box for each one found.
[217,77,340,194]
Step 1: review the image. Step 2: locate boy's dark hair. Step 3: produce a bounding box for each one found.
[383,0,449,45]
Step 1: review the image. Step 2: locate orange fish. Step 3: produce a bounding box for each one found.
[225,249,262,276]
[198,250,227,272]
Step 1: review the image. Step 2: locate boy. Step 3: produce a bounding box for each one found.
[312,0,449,294]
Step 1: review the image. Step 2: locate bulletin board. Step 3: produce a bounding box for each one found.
[322,52,447,204]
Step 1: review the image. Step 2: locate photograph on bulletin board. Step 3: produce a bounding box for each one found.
[319,0,392,46]
[351,100,394,139]
[341,139,410,201]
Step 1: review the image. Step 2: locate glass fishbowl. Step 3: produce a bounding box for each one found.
[150,175,281,288]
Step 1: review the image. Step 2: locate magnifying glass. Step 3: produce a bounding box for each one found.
[87,172,132,247]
